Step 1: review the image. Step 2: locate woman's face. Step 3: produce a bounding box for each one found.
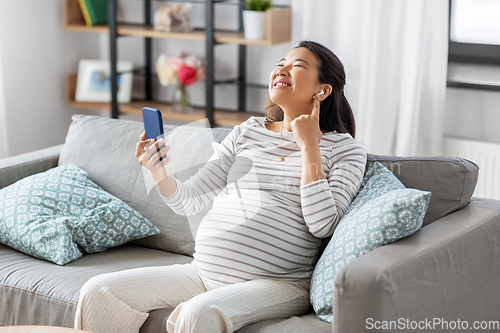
[269,47,322,110]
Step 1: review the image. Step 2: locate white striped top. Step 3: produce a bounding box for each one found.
[161,117,367,285]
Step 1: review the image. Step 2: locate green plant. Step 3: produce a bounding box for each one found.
[245,0,273,11]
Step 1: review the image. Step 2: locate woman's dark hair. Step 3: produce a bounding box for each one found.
[269,40,356,138]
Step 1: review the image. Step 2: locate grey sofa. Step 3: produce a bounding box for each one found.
[1,114,500,333]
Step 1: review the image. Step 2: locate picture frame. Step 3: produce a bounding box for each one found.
[75,59,134,103]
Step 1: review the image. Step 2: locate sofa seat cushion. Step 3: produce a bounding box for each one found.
[139,308,331,333]
[140,308,331,333]
[235,313,331,333]
[0,244,192,327]
[0,244,329,332]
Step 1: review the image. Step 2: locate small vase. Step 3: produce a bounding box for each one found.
[172,83,192,113]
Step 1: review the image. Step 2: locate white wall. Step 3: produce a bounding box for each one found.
[0,38,9,158]
[0,0,101,157]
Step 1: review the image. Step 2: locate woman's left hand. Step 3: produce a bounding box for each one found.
[290,94,323,151]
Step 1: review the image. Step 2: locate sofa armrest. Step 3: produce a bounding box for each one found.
[333,198,500,333]
[0,144,63,189]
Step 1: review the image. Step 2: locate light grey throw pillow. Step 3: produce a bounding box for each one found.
[366,154,478,226]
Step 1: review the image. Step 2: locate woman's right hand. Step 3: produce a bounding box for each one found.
[136,131,178,197]
[136,131,171,180]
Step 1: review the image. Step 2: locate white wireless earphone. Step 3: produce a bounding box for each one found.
[313,90,325,99]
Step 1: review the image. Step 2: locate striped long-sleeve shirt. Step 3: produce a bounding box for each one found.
[161,116,367,285]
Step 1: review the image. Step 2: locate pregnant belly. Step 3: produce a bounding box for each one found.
[193,190,318,281]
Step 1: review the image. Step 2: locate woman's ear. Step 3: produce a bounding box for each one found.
[319,85,333,101]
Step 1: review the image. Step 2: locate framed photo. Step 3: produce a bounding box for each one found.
[75,60,134,103]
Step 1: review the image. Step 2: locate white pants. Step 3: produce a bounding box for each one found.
[74,263,311,333]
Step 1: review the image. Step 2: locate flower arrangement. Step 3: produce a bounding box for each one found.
[155,53,205,113]
[156,53,204,87]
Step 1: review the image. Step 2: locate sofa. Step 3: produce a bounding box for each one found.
[1,114,500,333]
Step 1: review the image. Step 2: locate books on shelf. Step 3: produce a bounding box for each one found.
[78,0,108,26]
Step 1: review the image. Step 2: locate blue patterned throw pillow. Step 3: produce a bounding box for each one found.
[310,162,431,323]
[0,164,160,265]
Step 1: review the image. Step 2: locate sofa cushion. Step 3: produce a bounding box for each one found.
[366,154,478,226]
[138,309,331,333]
[0,244,193,327]
[234,313,331,333]
[58,115,232,256]
[0,164,159,265]
[310,163,431,323]
[0,243,329,332]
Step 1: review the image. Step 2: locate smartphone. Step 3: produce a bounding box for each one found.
[143,107,164,140]
[142,107,166,160]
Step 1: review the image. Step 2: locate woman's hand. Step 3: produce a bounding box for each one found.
[291,94,326,186]
[136,131,171,182]
[136,132,177,197]
[290,94,323,151]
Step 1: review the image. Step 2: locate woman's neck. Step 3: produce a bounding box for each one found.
[281,116,294,132]
[280,104,311,131]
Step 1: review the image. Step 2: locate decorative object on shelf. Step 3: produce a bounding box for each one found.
[77,0,107,26]
[172,83,191,114]
[243,0,273,40]
[156,53,205,113]
[75,60,133,103]
[154,3,192,33]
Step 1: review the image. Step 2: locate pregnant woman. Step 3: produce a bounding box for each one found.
[75,40,367,333]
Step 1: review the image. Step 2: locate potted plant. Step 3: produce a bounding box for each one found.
[243,0,273,40]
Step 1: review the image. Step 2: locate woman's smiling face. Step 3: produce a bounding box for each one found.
[269,47,321,109]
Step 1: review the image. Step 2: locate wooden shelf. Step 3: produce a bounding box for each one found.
[63,0,291,45]
[63,0,286,125]
[65,73,259,126]
[119,25,207,40]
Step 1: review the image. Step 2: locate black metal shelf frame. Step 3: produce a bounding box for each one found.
[107,0,257,127]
